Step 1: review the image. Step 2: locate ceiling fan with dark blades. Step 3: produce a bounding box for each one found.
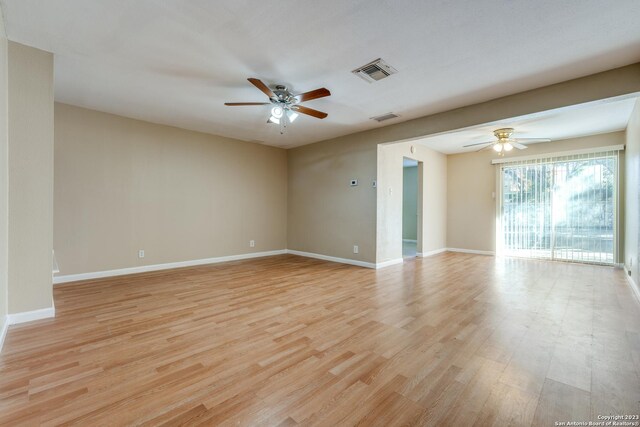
[463,128,551,155]
[225,78,330,133]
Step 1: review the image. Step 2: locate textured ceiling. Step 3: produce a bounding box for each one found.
[1,0,639,148]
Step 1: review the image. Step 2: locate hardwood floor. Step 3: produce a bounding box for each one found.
[1,253,639,426]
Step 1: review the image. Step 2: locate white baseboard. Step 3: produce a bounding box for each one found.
[55,249,388,284]
[54,244,461,286]
[402,239,417,243]
[418,248,448,258]
[7,305,55,325]
[376,258,404,269]
[0,316,8,353]
[53,249,288,284]
[447,247,495,256]
[286,249,377,269]
[1,304,55,353]
[624,268,640,305]
[287,250,403,270]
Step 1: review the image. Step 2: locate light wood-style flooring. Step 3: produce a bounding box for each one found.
[1,253,639,426]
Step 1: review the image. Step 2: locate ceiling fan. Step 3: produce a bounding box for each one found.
[225,78,330,134]
[463,128,551,154]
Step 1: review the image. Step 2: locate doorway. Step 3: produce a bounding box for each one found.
[403,157,419,258]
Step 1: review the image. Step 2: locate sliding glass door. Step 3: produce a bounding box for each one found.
[499,151,618,265]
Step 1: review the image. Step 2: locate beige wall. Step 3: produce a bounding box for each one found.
[0,7,8,333]
[377,142,447,262]
[7,41,54,313]
[54,103,287,276]
[287,136,377,263]
[288,65,639,265]
[625,99,640,290]
[447,131,626,254]
[286,136,447,266]
[402,166,417,240]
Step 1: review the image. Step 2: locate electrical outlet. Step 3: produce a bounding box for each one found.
[250,240,255,248]
[138,250,145,258]
[353,245,359,254]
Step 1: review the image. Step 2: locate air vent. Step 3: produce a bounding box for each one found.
[370,113,399,122]
[352,58,398,83]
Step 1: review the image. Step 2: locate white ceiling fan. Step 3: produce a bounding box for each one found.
[463,128,551,154]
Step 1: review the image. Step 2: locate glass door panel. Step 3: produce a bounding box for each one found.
[500,153,616,265]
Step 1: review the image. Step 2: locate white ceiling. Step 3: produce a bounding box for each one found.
[1,0,639,148]
[413,96,637,154]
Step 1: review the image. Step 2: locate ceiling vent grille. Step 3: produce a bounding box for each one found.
[352,58,398,83]
[370,113,399,122]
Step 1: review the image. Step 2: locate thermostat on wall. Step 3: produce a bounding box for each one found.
[350,179,358,186]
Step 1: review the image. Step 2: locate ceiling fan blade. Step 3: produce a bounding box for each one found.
[247,78,276,99]
[476,144,495,152]
[292,105,328,119]
[224,102,271,106]
[511,142,528,150]
[512,138,551,143]
[295,88,331,102]
[463,141,494,148]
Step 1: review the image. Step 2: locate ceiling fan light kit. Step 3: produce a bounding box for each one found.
[464,127,551,156]
[225,78,330,134]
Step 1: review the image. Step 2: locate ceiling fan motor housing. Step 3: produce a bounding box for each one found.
[494,128,515,140]
[272,85,297,104]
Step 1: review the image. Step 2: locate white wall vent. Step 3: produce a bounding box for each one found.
[352,58,398,83]
[370,113,399,122]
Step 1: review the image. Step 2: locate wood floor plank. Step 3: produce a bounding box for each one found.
[532,378,592,426]
[0,253,638,426]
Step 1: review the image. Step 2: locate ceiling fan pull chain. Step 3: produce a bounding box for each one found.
[280,110,287,134]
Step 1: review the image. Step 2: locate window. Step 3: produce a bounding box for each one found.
[498,150,619,265]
